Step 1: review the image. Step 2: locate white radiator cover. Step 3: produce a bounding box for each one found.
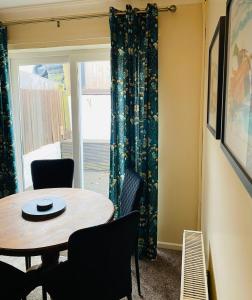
[180,230,209,300]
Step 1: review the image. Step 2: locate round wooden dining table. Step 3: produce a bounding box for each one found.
[0,188,114,267]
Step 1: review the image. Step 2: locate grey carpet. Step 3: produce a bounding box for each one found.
[0,248,181,300]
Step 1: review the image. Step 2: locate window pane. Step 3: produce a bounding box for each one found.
[80,61,111,196]
[80,61,110,94]
[19,63,72,189]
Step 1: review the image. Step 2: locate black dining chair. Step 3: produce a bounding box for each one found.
[28,158,74,269]
[0,260,39,300]
[42,211,140,300]
[120,169,143,216]
[31,158,74,190]
[120,168,143,296]
[29,158,74,299]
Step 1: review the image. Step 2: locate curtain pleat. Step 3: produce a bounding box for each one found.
[109,4,158,259]
[0,26,17,198]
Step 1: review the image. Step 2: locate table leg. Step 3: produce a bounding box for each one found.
[41,251,60,269]
[40,251,60,300]
[42,286,47,300]
[25,256,31,270]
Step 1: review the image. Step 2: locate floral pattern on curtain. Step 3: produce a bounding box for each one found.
[109,4,158,259]
[0,26,17,198]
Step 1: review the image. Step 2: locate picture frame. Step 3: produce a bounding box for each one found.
[207,16,225,139]
[221,0,252,196]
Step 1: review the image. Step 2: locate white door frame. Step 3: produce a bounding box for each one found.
[9,46,110,190]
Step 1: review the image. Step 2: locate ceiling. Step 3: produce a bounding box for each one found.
[0,0,201,10]
[0,0,201,22]
[0,0,81,9]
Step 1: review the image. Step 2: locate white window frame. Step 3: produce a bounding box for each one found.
[9,45,110,191]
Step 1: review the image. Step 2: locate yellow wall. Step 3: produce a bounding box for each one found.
[8,17,110,49]
[201,1,252,299]
[158,3,203,245]
[7,3,203,246]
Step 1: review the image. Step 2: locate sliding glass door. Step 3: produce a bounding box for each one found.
[17,62,72,190]
[10,48,110,196]
[78,60,111,196]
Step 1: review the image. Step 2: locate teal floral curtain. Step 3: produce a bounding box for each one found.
[0,26,17,198]
[109,4,158,259]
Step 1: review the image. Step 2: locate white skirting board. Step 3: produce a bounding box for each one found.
[157,241,182,251]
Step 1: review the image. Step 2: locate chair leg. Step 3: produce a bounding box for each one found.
[25,256,31,270]
[135,247,142,296]
[127,294,132,300]
[42,286,47,300]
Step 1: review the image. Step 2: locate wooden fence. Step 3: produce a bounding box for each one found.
[19,71,71,154]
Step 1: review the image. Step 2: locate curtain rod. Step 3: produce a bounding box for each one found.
[1,5,176,27]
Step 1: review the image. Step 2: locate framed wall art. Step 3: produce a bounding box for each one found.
[221,0,252,196]
[207,16,225,139]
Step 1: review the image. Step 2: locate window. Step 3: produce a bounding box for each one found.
[10,48,110,196]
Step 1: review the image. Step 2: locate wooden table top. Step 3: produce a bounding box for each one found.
[0,188,114,256]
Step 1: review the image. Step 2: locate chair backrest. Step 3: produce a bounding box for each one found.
[120,169,143,216]
[0,261,35,299]
[31,159,74,189]
[68,211,139,299]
